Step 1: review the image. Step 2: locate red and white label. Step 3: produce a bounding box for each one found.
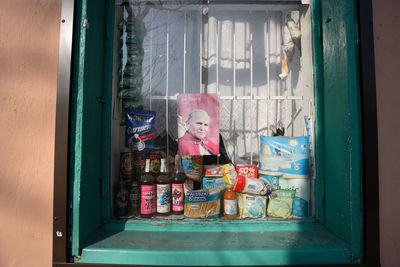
[236,165,258,178]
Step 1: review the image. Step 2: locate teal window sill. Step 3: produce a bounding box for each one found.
[77,220,350,266]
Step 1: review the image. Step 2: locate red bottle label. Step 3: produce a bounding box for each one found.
[140,184,155,214]
[171,184,184,211]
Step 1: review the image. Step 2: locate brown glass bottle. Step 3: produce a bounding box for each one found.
[156,158,171,216]
[171,155,185,215]
[140,159,155,218]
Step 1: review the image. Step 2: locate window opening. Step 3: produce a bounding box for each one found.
[111,0,315,221]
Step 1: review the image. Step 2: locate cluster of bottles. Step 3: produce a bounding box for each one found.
[118,18,144,124]
[115,154,186,218]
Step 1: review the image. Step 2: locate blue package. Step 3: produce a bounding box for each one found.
[202,177,226,190]
[125,108,156,151]
[259,136,309,178]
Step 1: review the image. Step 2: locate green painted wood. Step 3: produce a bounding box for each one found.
[104,218,322,232]
[101,0,115,223]
[320,0,363,262]
[70,0,107,256]
[78,228,350,265]
[68,0,364,264]
[311,0,325,223]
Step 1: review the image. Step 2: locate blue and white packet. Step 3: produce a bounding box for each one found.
[125,108,156,151]
[259,136,309,178]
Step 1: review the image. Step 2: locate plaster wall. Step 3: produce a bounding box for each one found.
[0,1,61,267]
[373,0,400,266]
[0,0,399,267]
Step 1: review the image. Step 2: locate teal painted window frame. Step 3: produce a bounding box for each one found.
[66,0,365,265]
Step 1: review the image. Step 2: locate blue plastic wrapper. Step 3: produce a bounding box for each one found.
[259,136,309,178]
[125,108,156,151]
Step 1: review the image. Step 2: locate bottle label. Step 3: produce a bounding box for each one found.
[224,199,237,215]
[171,183,184,211]
[156,184,171,213]
[141,184,155,214]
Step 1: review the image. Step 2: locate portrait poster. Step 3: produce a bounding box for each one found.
[177,93,219,156]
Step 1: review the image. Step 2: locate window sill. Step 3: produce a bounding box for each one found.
[77,220,350,266]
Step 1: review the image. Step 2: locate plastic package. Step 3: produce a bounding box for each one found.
[184,187,221,219]
[259,136,309,178]
[221,163,238,186]
[233,175,268,196]
[182,156,203,181]
[267,189,296,218]
[125,108,156,151]
[238,193,267,219]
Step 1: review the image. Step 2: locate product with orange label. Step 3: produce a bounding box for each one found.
[223,186,237,219]
[233,175,268,195]
[221,163,238,185]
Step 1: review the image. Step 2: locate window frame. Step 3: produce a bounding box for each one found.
[52,0,380,266]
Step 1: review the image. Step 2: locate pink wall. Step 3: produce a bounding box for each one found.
[373,0,400,266]
[0,0,398,266]
[0,1,61,266]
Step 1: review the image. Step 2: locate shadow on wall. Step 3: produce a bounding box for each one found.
[0,0,61,266]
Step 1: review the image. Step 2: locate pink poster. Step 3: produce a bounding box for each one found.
[177,93,219,156]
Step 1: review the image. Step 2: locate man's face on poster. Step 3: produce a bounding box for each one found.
[186,111,210,140]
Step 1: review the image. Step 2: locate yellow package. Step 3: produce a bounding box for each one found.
[221,163,237,186]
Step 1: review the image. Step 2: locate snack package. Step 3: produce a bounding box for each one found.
[221,163,238,186]
[238,193,267,219]
[267,189,296,218]
[202,177,226,190]
[203,165,222,177]
[125,108,156,151]
[184,187,221,219]
[259,136,309,179]
[182,155,203,181]
[233,175,268,196]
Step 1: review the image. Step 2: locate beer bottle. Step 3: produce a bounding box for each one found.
[128,173,141,217]
[171,155,185,215]
[156,158,171,216]
[140,159,155,218]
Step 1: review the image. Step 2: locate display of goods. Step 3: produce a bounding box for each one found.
[184,187,221,219]
[125,108,156,151]
[233,175,268,195]
[237,193,267,219]
[203,164,222,177]
[221,163,238,185]
[267,189,296,218]
[236,164,258,178]
[259,136,309,178]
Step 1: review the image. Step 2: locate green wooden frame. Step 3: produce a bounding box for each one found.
[65,0,365,265]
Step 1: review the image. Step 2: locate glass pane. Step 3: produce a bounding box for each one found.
[111,0,315,221]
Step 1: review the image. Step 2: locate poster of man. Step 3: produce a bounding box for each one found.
[177,93,219,156]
